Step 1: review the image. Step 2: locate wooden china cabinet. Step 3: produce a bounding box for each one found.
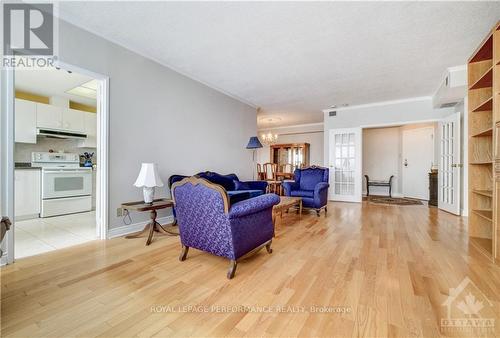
[270,143,310,170]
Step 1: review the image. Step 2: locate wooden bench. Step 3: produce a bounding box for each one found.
[365,175,394,198]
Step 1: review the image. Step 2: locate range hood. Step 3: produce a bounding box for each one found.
[37,128,87,140]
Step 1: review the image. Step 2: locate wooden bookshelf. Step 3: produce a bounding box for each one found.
[468,21,500,263]
[472,189,493,198]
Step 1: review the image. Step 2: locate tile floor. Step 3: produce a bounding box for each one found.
[15,211,97,259]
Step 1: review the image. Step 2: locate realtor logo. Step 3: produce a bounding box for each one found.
[441,277,495,334]
[3,3,53,55]
[2,2,58,69]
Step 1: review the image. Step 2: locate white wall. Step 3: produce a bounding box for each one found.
[323,97,454,164]
[362,127,401,195]
[256,123,323,166]
[57,19,257,229]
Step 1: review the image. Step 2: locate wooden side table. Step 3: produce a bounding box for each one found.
[121,198,178,246]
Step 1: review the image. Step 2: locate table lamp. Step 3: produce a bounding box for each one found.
[134,163,164,204]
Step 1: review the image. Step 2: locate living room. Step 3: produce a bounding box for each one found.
[1,2,500,337]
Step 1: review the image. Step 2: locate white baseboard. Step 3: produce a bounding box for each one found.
[107,215,175,239]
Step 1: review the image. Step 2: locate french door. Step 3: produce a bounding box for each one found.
[329,128,362,202]
[438,112,461,215]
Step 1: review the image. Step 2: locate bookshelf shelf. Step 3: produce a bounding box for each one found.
[468,21,500,264]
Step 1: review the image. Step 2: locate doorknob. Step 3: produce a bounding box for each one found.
[451,163,463,168]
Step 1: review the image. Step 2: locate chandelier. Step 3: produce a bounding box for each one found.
[260,132,278,145]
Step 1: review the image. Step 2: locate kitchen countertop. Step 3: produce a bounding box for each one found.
[15,163,41,170]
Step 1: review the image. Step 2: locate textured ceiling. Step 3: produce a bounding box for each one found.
[16,66,96,106]
[57,2,500,127]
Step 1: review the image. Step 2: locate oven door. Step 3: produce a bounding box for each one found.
[42,169,92,199]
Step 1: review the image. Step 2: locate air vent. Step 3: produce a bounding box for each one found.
[439,102,458,108]
[329,111,337,117]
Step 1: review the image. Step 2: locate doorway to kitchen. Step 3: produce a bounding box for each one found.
[10,62,108,260]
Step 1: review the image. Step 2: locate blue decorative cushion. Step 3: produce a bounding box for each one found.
[227,190,263,204]
[198,172,236,191]
[290,190,314,198]
[234,181,252,191]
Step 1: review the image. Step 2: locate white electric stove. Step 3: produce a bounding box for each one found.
[32,152,92,217]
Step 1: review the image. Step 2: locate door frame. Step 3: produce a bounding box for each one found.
[401,126,435,199]
[1,60,109,265]
[359,118,441,204]
[1,67,15,265]
[55,60,110,240]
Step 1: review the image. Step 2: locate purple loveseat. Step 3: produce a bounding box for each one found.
[282,166,329,216]
[172,177,280,279]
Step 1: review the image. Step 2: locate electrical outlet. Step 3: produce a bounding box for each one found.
[117,208,123,217]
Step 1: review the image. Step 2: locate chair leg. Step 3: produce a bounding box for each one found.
[324,206,327,215]
[179,245,189,261]
[227,260,237,279]
[316,209,320,217]
[266,241,273,254]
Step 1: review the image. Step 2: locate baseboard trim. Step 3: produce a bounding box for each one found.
[107,216,175,239]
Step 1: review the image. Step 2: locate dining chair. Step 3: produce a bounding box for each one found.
[263,163,281,194]
[256,163,265,181]
[282,163,293,174]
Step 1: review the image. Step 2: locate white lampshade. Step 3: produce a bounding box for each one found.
[133,163,164,188]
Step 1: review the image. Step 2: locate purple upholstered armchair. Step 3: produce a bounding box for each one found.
[282,166,329,216]
[172,177,280,279]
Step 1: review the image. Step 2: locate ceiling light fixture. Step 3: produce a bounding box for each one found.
[66,79,98,99]
[258,116,282,124]
[260,132,278,145]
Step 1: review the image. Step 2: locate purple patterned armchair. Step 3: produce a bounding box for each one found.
[172,177,280,279]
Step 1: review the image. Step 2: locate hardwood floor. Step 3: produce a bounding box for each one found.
[1,202,499,337]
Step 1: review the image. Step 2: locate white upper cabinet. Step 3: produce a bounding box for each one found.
[36,103,63,130]
[36,103,86,133]
[63,108,85,133]
[79,112,97,148]
[15,99,37,143]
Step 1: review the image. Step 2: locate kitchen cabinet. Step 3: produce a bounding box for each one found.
[14,99,37,143]
[36,103,86,133]
[79,112,97,148]
[36,103,63,129]
[14,169,41,220]
[63,108,85,133]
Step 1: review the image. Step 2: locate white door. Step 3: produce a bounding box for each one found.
[329,128,362,202]
[438,112,461,215]
[402,127,435,200]
[1,68,15,265]
[36,103,63,129]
